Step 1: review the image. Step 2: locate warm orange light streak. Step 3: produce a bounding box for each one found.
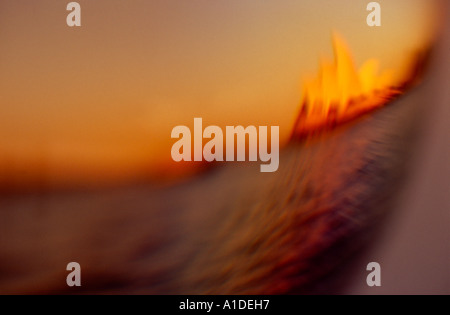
[292,33,410,138]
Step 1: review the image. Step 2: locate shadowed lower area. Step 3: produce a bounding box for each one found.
[0,79,428,293]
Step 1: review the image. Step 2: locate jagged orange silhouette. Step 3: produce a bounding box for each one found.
[292,33,408,139]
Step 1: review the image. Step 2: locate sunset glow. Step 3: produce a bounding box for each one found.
[0,0,443,187]
[292,33,405,138]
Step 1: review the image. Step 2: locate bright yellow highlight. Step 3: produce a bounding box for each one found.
[294,33,404,138]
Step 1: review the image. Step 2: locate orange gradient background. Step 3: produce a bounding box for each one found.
[0,0,443,187]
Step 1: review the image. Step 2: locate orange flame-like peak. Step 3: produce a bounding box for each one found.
[292,33,407,139]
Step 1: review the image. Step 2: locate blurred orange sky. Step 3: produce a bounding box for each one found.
[0,0,444,187]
